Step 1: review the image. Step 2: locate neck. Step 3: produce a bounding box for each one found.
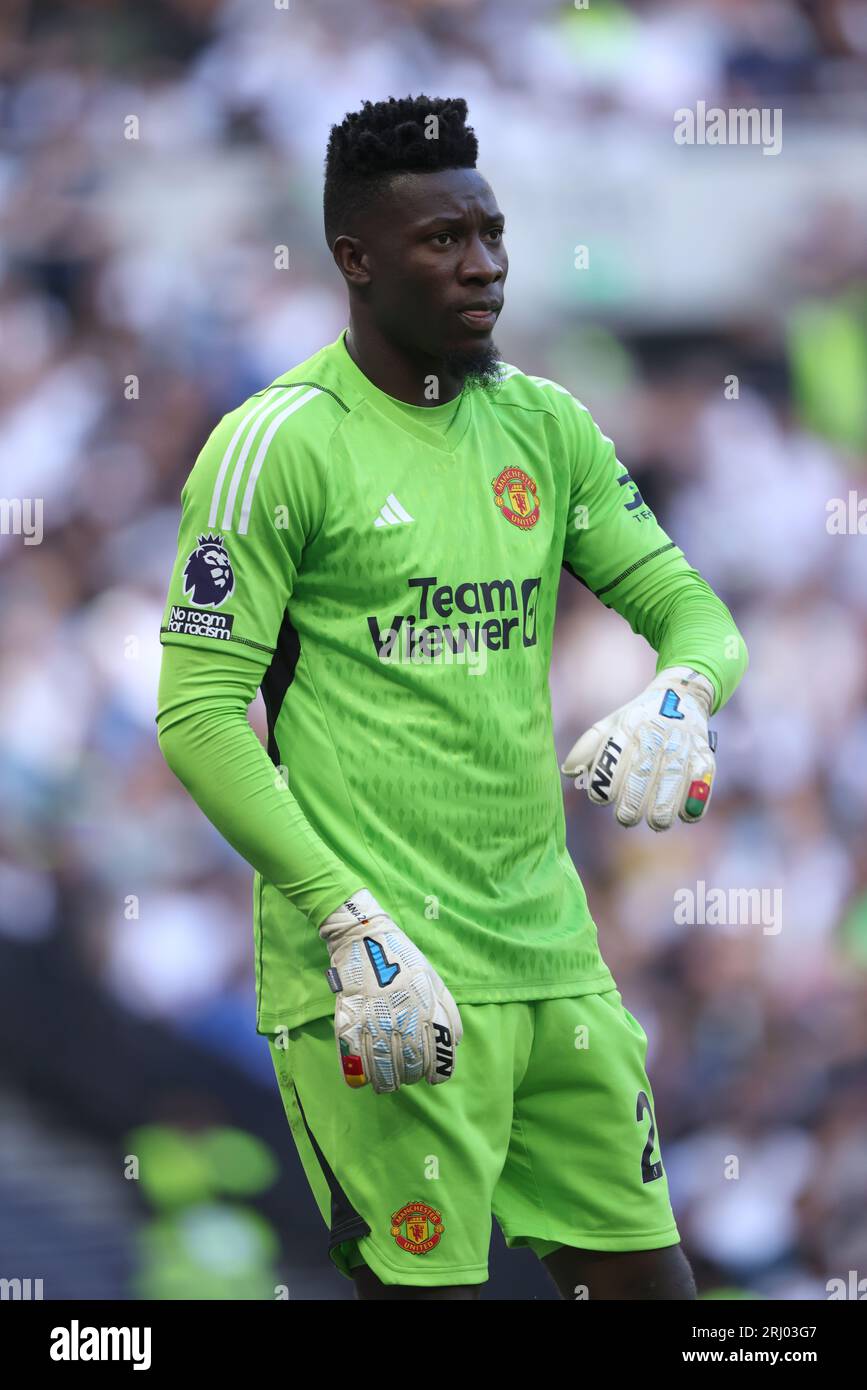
[344,315,464,406]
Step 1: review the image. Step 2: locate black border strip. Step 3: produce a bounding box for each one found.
[159,630,276,655]
[255,381,350,413]
[575,541,677,599]
[293,1082,371,1250]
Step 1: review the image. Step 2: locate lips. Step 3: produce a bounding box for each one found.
[457,302,501,330]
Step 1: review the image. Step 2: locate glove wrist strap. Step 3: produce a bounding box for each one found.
[654,665,715,718]
[319,888,382,945]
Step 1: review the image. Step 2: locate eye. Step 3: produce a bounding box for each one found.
[431,231,455,246]
[486,227,504,243]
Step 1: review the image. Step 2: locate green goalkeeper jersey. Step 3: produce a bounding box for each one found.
[157,329,747,1032]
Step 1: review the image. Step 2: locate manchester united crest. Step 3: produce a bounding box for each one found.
[390,1202,445,1255]
[492,466,540,529]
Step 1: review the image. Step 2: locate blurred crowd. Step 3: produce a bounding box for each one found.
[1,0,866,1299]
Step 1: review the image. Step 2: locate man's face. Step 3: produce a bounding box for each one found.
[353,167,508,366]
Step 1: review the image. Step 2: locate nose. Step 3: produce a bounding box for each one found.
[459,233,505,285]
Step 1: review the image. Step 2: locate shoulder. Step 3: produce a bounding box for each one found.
[180,342,361,539]
[488,360,596,433]
[188,339,354,497]
[488,362,620,486]
[221,336,356,454]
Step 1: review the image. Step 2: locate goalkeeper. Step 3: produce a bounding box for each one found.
[156,95,747,1301]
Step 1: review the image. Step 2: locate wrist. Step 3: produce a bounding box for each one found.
[652,666,715,719]
[319,887,383,942]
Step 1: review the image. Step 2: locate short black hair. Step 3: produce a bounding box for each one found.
[323,95,478,248]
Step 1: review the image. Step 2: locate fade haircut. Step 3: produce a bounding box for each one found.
[323,95,478,248]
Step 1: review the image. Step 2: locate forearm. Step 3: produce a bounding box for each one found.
[608,555,748,714]
[156,643,363,927]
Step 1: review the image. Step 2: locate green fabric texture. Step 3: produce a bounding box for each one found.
[156,330,748,1032]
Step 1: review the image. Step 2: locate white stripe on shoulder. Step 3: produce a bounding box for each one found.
[237,386,322,535]
[495,362,523,382]
[527,374,572,395]
[220,386,305,531]
[528,377,618,449]
[208,388,286,529]
[496,364,579,401]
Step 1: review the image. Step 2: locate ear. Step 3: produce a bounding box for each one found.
[332,235,371,287]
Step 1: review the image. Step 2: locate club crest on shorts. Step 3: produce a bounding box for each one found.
[182,532,235,607]
[492,466,540,529]
[390,1201,444,1255]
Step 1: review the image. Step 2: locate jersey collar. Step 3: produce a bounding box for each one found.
[334,328,473,455]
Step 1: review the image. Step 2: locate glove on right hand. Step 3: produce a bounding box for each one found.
[319,889,463,1095]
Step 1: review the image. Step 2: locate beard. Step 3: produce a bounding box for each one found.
[442,338,504,395]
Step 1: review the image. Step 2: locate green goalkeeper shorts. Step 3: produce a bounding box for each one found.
[266,989,680,1287]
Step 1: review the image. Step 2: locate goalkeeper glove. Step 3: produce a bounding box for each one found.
[561,666,718,830]
[319,889,463,1094]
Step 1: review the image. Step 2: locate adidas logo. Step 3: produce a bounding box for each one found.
[374,493,414,527]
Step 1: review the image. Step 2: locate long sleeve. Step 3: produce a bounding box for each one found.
[156,640,363,927]
[155,387,365,929]
[561,394,748,714]
[603,558,748,714]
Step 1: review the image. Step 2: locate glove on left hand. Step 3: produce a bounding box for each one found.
[561,666,718,830]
